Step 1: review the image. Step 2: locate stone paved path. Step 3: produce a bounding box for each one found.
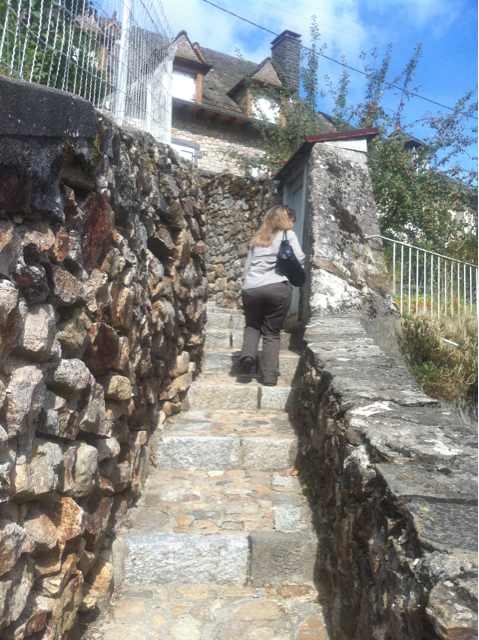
[82,307,329,640]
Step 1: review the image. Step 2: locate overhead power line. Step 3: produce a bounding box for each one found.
[199,0,476,118]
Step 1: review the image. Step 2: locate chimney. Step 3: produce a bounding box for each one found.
[271,30,301,94]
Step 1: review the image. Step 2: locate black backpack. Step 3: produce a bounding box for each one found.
[276,231,306,287]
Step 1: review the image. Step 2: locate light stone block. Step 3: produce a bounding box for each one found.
[157,435,241,469]
[188,382,259,411]
[241,437,296,471]
[259,386,292,411]
[249,532,316,586]
[124,533,249,584]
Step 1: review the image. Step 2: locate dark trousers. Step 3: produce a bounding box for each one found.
[241,282,292,384]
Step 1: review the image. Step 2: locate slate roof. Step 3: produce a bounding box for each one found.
[196,47,335,135]
[200,47,258,115]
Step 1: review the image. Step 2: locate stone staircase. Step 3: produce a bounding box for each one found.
[82,306,329,640]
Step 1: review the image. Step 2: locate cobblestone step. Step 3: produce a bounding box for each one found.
[202,349,301,380]
[118,458,314,587]
[207,303,243,315]
[122,468,311,534]
[121,529,317,588]
[187,379,295,411]
[205,328,292,350]
[168,409,295,435]
[81,583,328,640]
[155,411,297,471]
[206,310,246,331]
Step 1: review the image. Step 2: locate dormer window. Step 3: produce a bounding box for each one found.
[172,70,196,101]
[252,96,279,123]
[227,57,283,123]
[171,32,211,104]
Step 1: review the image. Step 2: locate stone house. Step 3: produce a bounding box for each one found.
[170,29,335,175]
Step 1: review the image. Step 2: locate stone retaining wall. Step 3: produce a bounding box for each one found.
[294,315,477,640]
[291,139,477,640]
[0,79,207,639]
[203,174,275,308]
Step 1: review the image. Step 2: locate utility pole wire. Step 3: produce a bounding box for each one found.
[199,0,477,119]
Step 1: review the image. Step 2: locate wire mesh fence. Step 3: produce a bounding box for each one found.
[369,235,478,317]
[0,0,175,142]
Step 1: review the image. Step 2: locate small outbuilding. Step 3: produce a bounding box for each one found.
[275,128,385,319]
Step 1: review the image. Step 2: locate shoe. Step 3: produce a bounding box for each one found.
[261,380,277,387]
[239,356,255,375]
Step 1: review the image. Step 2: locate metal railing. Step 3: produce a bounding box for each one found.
[0,0,175,143]
[368,235,478,317]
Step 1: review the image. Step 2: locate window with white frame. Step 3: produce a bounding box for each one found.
[171,139,198,164]
[172,70,196,101]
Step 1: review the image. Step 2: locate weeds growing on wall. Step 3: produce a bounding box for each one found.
[399,314,478,404]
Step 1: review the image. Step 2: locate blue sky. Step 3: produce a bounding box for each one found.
[161,0,477,171]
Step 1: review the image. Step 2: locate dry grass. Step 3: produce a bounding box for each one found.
[399,313,478,403]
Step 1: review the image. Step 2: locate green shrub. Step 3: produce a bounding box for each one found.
[399,314,478,402]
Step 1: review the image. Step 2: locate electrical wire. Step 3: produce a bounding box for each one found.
[199,0,477,119]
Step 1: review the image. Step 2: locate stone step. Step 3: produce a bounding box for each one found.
[81,582,328,640]
[123,531,249,585]
[206,310,246,331]
[186,379,294,411]
[156,409,297,471]
[122,468,311,534]
[121,530,316,587]
[205,329,292,351]
[207,303,243,315]
[157,431,297,471]
[167,409,295,435]
[202,349,301,379]
[201,369,297,388]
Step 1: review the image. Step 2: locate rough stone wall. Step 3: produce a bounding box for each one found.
[305,143,387,317]
[0,80,207,639]
[294,318,477,640]
[292,141,478,640]
[202,174,275,308]
[172,112,264,175]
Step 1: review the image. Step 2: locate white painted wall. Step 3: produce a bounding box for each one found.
[322,138,369,153]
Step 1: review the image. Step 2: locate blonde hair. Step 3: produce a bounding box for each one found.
[250,205,295,247]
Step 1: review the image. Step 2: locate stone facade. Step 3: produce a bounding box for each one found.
[0,79,207,639]
[291,140,478,640]
[172,112,264,176]
[202,174,275,308]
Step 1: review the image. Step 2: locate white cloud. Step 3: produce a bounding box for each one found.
[162,0,369,63]
[162,0,261,57]
[162,0,464,64]
[364,0,463,33]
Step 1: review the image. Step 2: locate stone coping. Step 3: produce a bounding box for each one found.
[303,311,477,636]
[0,75,97,138]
